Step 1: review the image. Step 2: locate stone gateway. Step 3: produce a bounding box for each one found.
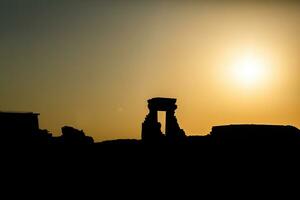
[142,97,186,143]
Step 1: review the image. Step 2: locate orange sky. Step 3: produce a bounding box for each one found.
[0,1,299,141]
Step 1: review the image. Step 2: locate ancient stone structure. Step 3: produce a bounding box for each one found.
[142,97,186,143]
[0,112,40,135]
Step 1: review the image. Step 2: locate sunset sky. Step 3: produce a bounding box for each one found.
[1,1,300,141]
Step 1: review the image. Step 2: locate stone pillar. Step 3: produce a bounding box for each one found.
[165,110,174,137]
[141,97,186,143]
[165,107,186,141]
[149,109,157,123]
[142,109,164,143]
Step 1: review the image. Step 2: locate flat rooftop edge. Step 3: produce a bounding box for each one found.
[0,111,39,115]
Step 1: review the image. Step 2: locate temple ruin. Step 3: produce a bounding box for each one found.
[142,97,186,143]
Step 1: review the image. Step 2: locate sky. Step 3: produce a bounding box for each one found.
[0,0,300,141]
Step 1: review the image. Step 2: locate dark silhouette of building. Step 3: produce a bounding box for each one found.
[0,111,48,144]
[0,111,93,145]
[209,124,300,146]
[54,126,94,145]
[142,97,186,143]
[1,98,300,149]
[0,111,39,134]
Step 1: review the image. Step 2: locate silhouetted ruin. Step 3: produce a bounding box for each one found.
[1,98,300,149]
[0,111,93,145]
[0,112,39,135]
[0,112,52,144]
[55,126,94,145]
[141,97,186,143]
[209,124,300,146]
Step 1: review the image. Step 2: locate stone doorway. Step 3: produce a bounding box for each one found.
[158,111,166,134]
[141,97,186,143]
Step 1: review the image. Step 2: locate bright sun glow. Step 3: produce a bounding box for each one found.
[233,53,268,88]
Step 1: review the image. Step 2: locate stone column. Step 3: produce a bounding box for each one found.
[142,107,164,142]
[149,109,157,123]
[165,110,174,137]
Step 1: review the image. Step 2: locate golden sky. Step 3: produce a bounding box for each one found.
[0,1,299,141]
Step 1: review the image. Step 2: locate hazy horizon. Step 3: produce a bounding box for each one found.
[1,1,300,141]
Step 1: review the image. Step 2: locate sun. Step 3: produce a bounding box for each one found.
[232,53,267,88]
